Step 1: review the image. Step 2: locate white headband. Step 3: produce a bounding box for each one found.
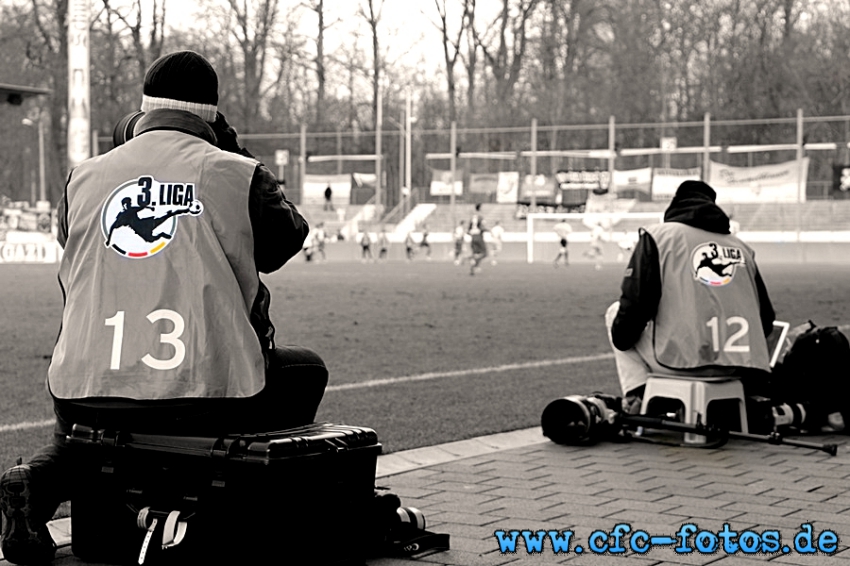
[141,94,217,122]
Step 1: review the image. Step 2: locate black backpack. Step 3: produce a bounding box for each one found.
[771,321,850,421]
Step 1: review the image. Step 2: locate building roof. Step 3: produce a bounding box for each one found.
[0,83,51,105]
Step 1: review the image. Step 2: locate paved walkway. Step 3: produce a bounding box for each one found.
[6,427,850,565]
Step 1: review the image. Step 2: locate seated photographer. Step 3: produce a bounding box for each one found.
[604,181,775,415]
[0,50,327,565]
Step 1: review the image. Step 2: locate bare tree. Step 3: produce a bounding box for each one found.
[358,0,383,126]
[224,0,280,131]
[101,0,166,78]
[472,0,539,124]
[432,0,468,123]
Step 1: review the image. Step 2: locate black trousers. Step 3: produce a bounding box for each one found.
[23,345,328,525]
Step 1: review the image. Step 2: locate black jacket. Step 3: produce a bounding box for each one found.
[610,193,775,352]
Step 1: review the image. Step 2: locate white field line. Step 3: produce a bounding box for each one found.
[7,323,849,435]
[326,352,614,392]
[0,352,615,434]
[0,419,55,434]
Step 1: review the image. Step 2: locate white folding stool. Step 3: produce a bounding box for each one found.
[639,374,748,444]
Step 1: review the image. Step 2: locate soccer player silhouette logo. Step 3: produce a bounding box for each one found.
[692,242,745,286]
[101,176,203,258]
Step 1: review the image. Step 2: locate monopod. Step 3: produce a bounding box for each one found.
[541,394,838,456]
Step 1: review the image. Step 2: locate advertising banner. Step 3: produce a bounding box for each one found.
[430,169,463,196]
[303,174,351,205]
[612,167,652,195]
[520,174,556,201]
[652,167,702,201]
[832,165,850,200]
[496,172,519,203]
[708,159,809,203]
[469,173,499,195]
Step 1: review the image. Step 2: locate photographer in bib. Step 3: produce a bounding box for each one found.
[0,51,327,564]
[605,181,775,415]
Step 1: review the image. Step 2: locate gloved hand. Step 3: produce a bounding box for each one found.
[211,111,255,158]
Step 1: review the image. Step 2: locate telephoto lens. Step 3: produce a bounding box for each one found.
[112,111,145,147]
[541,394,622,445]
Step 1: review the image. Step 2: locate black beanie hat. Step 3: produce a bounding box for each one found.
[672,180,716,203]
[140,51,218,122]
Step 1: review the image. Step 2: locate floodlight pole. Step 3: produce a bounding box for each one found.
[405,90,412,217]
[375,80,383,208]
[450,121,457,227]
[530,118,537,211]
[703,113,711,181]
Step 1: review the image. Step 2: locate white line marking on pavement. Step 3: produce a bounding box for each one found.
[326,352,614,392]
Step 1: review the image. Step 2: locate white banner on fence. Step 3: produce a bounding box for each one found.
[303,174,351,205]
[652,167,702,201]
[430,169,463,196]
[708,159,809,203]
[612,167,652,194]
[496,172,519,203]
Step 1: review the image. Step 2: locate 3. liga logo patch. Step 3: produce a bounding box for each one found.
[691,242,745,286]
[101,175,203,258]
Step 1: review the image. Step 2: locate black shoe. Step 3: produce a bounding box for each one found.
[0,465,56,565]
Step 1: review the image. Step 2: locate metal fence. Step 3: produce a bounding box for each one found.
[97,110,850,207]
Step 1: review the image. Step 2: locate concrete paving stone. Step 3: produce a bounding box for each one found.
[784,509,850,526]
[664,505,747,522]
[482,476,563,491]
[596,489,675,503]
[421,471,500,486]
[773,499,850,515]
[498,558,572,566]
[448,535,502,554]
[636,476,716,490]
[559,553,662,564]
[380,467,444,484]
[414,549,522,566]
[690,557,773,565]
[729,513,825,530]
[655,495,735,510]
[427,511,508,527]
[478,486,573,501]
[421,489,503,505]
[594,498,681,515]
[718,502,801,517]
[769,554,850,565]
[420,481,503,496]
[701,482,774,496]
[598,512,688,532]
[627,547,731,565]
[379,485,443,499]
[493,468,551,481]
[762,480,846,494]
[713,493,788,507]
[687,473,766,486]
[366,558,423,566]
[538,483,613,498]
[432,461,500,475]
[761,488,847,503]
[646,485,726,499]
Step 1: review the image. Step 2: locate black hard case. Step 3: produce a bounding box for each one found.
[67,423,382,565]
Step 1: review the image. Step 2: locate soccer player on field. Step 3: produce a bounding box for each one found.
[467,204,488,275]
[489,220,504,265]
[452,220,466,265]
[552,219,572,267]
